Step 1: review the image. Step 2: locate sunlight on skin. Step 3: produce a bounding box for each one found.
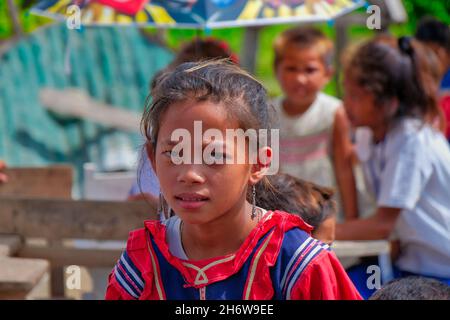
[0,160,7,183]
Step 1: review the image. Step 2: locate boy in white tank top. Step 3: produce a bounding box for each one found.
[273,26,358,221]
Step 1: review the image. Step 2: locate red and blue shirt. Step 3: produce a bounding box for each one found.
[105,211,362,300]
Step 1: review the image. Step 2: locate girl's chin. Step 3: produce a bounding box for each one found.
[347,116,361,127]
[175,214,215,226]
[172,203,209,218]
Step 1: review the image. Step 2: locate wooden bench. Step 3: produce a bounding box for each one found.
[0,166,73,199]
[0,233,50,299]
[0,234,22,257]
[0,257,49,299]
[0,166,73,299]
[0,196,157,298]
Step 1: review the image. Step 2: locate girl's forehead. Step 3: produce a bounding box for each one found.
[158,99,240,133]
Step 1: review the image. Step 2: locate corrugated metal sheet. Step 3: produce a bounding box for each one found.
[0,24,173,195]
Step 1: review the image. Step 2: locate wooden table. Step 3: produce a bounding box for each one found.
[333,240,394,283]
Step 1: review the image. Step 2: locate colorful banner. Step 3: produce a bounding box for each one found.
[32,0,366,28]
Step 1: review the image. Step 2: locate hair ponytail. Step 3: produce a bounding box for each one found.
[346,35,442,126]
[399,37,441,126]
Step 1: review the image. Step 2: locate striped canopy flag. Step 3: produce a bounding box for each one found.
[32,0,366,28]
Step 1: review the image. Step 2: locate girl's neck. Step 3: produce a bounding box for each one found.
[181,200,258,261]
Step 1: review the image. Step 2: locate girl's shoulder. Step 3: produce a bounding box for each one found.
[273,93,341,118]
[266,211,361,299]
[316,92,341,110]
[276,93,342,136]
[266,210,313,233]
[385,118,444,154]
[270,210,328,259]
[105,226,152,300]
[122,219,169,255]
[125,227,148,251]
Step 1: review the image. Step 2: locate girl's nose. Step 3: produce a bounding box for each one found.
[177,165,205,185]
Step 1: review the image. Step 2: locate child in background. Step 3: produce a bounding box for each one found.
[167,37,239,70]
[255,173,336,245]
[370,276,450,300]
[128,37,238,202]
[415,17,450,91]
[336,36,450,287]
[106,60,361,300]
[415,17,450,141]
[0,160,7,183]
[273,26,358,221]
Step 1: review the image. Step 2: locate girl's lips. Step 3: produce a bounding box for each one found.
[176,199,208,210]
[175,193,209,210]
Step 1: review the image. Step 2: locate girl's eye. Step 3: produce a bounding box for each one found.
[286,66,298,72]
[211,152,224,160]
[205,151,228,164]
[163,150,183,159]
[306,67,318,75]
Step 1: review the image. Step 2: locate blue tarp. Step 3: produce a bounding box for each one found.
[0,24,173,195]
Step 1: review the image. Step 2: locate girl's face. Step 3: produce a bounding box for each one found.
[343,76,386,129]
[149,99,264,225]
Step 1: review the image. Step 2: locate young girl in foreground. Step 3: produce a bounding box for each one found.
[337,36,450,285]
[105,60,360,300]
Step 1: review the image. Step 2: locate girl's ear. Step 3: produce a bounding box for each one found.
[326,65,335,79]
[145,142,157,173]
[249,147,273,185]
[321,65,334,86]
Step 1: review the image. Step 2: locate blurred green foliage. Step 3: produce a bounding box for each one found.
[0,0,52,38]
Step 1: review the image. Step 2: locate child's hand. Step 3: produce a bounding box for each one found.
[0,160,8,183]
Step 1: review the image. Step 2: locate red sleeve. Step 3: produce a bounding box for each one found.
[290,250,362,300]
[440,95,450,138]
[105,267,137,300]
[105,228,149,300]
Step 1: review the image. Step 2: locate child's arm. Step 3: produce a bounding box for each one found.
[332,107,358,220]
[335,207,401,240]
[0,160,8,183]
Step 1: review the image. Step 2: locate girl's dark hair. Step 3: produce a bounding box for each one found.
[143,59,274,148]
[273,26,334,69]
[254,173,336,230]
[149,38,238,90]
[369,276,450,300]
[345,35,441,125]
[141,59,276,199]
[170,37,239,67]
[415,17,450,53]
